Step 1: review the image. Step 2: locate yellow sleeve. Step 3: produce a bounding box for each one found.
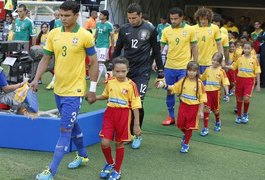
[43,29,55,54]
[130,83,142,110]
[160,28,168,44]
[221,69,230,86]
[84,30,95,48]
[231,60,238,71]
[190,27,197,44]
[199,81,207,103]
[222,34,229,48]
[214,25,221,42]
[201,68,208,81]
[169,78,183,95]
[101,83,109,97]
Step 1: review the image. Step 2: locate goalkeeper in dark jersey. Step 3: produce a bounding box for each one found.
[112,3,164,149]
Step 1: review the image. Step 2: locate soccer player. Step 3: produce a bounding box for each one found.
[14,4,36,45]
[200,52,230,136]
[30,1,99,180]
[193,7,223,74]
[160,7,198,126]
[157,61,207,153]
[226,41,261,124]
[95,10,114,83]
[112,3,164,149]
[94,57,141,180]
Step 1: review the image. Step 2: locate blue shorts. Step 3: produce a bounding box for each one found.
[199,66,209,74]
[164,68,186,85]
[55,95,83,129]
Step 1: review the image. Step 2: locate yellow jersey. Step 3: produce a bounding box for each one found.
[201,66,230,91]
[223,25,239,33]
[231,55,261,78]
[169,77,207,105]
[161,22,197,69]
[221,32,229,49]
[102,78,142,110]
[193,24,221,66]
[44,24,95,96]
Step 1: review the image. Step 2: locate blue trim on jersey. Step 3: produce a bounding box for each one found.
[181,94,198,100]
[108,98,127,105]
[86,46,96,56]
[205,81,220,86]
[239,68,253,73]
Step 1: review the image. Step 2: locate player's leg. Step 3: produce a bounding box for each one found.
[162,68,177,125]
[68,122,89,169]
[36,96,82,179]
[235,78,245,124]
[100,107,115,178]
[241,78,255,124]
[130,76,149,149]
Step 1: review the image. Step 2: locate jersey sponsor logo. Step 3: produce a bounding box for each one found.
[181,93,197,100]
[109,98,127,105]
[138,29,150,40]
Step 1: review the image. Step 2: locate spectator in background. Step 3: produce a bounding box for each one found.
[257,29,265,87]
[49,10,62,31]
[14,4,36,45]
[84,10,98,35]
[36,23,49,47]
[224,18,239,34]
[2,13,13,41]
[251,21,263,54]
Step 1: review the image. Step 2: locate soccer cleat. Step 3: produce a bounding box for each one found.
[235,116,242,124]
[68,154,89,169]
[35,168,54,180]
[214,122,221,132]
[241,113,249,124]
[229,90,234,96]
[131,136,142,149]
[200,128,209,137]
[162,116,175,126]
[181,134,186,146]
[180,144,189,153]
[108,170,121,180]
[100,163,114,179]
[46,82,54,90]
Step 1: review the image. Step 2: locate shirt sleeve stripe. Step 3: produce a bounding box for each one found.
[43,49,53,56]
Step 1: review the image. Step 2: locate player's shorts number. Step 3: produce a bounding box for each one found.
[139,83,147,94]
[70,112,77,123]
[62,46,67,56]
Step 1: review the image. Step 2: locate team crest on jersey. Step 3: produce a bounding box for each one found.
[122,88,128,95]
[72,38,78,45]
[216,74,221,78]
[249,62,254,66]
[183,31,187,37]
[138,29,150,40]
[208,29,212,35]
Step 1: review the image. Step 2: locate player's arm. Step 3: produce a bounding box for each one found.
[217,40,224,54]
[132,108,141,136]
[256,73,261,92]
[151,28,163,71]
[191,43,198,62]
[31,36,36,46]
[224,47,229,65]
[96,95,108,100]
[94,29,98,40]
[112,28,124,59]
[30,54,52,91]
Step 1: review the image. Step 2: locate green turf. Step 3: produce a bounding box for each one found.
[1,70,265,179]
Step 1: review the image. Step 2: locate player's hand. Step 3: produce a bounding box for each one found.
[133,124,141,136]
[154,78,166,88]
[29,79,39,92]
[86,92,97,104]
[152,61,157,72]
[256,85,261,92]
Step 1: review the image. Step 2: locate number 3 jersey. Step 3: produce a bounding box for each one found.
[43,24,95,96]
[113,21,162,78]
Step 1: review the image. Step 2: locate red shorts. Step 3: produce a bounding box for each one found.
[235,77,255,97]
[205,90,221,111]
[99,107,131,142]
[177,102,200,130]
[226,69,235,84]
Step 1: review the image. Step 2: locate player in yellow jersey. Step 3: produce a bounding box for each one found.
[193,7,223,74]
[31,2,99,180]
[157,61,207,153]
[160,7,198,126]
[226,42,261,124]
[200,52,230,136]
[94,57,141,179]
